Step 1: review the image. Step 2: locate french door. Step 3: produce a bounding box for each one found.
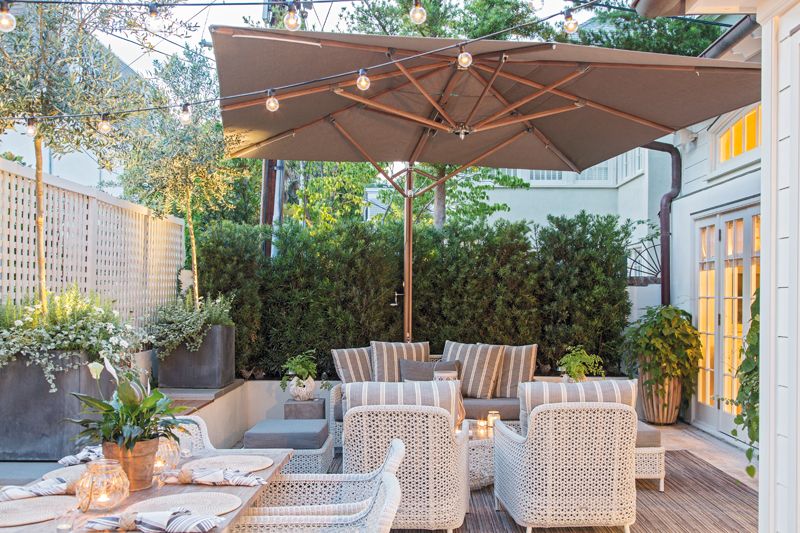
[693,207,760,439]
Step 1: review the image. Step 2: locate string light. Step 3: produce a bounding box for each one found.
[178,103,192,125]
[97,114,112,134]
[265,90,279,112]
[456,46,472,70]
[284,1,301,31]
[409,0,426,25]
[355,69,370,91]
[564,9,579,34]
[26,118,37,136]
[0,1,16,33]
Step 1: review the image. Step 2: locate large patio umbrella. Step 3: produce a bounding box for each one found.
[211,27,760,341]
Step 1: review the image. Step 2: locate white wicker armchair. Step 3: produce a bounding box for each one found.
[494,402,638,533]
[343,404,469,533]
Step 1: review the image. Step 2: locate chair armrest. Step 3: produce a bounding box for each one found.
[256,474,379,507]
[494,419,526,446]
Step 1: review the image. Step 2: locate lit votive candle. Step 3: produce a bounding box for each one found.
[476,419,488,438]
[487,410,501,428]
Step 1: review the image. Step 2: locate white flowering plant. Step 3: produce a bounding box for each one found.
[148,294,233,359]
[0,286,147,392]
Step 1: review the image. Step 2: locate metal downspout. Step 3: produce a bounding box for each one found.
[643,141,682,306]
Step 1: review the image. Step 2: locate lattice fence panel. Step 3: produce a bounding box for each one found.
[0,161,184,323]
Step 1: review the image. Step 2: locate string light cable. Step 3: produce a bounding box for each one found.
[0,0,603,125]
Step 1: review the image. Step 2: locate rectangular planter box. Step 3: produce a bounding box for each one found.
[158,325,235,389]
[0,353,114,461]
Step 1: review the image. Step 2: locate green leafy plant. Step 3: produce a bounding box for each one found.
[148,294,233,358]
[68,363,189,450]
[279,350,331,391]
[623,305,703,406]
[558,345,605,382]
[729,290,760,478]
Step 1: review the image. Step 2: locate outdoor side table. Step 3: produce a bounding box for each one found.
[468,421,494,490]
[284,398,326,419]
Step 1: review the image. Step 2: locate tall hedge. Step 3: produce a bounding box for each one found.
[197,212,632,377]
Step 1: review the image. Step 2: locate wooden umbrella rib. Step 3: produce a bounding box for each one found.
[471,104,581,133]
[394,62,457,128]
[333,88,453,133]
[408,67,462,163]
[463,55,507,127]
[229,130,296,158]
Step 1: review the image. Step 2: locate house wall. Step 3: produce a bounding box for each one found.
[486,186,618,227]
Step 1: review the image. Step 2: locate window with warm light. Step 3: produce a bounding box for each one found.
[718,105,761,164]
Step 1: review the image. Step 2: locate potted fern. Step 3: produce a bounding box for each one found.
[558,345,605,382]
[623,305,702,424]
[279,351,330,401]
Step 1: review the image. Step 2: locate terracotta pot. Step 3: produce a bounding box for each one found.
[102,438,159,491]
[639,372,682,425]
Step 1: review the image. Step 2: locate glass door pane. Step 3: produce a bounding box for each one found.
[697,224,716,408]
[722,219,745,416]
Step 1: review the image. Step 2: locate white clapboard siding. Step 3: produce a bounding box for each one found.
[0,158,184,324]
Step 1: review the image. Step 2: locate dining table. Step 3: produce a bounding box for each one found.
[3,448,293,533]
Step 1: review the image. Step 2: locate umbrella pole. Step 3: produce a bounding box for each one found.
[403,165,414,343]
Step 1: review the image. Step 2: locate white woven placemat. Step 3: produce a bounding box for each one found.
[126,492,242,516]
[183,455,274,473]
[43,464,87,482]
[0,495,78,527]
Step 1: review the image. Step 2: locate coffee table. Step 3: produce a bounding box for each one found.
[467,422,495,489]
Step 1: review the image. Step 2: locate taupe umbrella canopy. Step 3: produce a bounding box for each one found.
[212,27,760,172]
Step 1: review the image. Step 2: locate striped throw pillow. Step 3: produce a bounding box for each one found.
[370,341,429,382]
[331,347,372,383]
[494,344,538,398]
[518,379,638,434]
[442,341,505,399]
[343,380,465,429]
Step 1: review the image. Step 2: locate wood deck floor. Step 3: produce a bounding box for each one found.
[331,449,758,533]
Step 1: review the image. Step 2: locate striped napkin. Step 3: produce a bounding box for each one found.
[86,507,222,533]
[159,468,266,487]
[59,445,103,466]
[0,477,68,502]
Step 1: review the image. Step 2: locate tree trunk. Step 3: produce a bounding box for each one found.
[186,190,200,309]
[433,168,446,229]
[34,135,48,313]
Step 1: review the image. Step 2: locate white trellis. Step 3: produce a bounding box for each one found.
[0,159,185,323]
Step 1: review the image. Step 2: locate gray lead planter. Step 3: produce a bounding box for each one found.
[0,352,114,461]
[158,325,235,389]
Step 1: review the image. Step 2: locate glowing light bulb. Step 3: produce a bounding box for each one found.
[97,114,112,134]
[178,103,192,125]
[265,90,279,112]
[0,1,16,33]
[284,3,301,31]
[26,118,37,137]
[146,2,165,32]
[457,47,472,70]
[356,69,370,91]
[409,0,426,25]
[564,9,579,34]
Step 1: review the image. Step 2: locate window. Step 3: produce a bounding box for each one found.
[718,105,761,164]
[697,224,716,407]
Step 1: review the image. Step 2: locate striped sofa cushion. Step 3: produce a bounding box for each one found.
[370,341,429,382]
[331,347,372,383]
[442,341,505,399]
[518,379,638,433]
[494,344,538,398]
[342,381,465,429]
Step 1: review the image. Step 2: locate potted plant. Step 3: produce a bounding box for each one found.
[623,305,703,425]
[279,351,331,401]
[558,345,605,382]
[68,362,189,491]
[149,294,236,389]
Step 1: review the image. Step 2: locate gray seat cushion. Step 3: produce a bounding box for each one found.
[463,398,520,421]
[399,359,460,381]
[244,419,329,450]
[636,420,662,448]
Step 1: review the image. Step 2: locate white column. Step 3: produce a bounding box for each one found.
[758,1,800,531]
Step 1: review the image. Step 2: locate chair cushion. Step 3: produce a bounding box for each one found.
[332,346,372,383]
[462,397,520,421]
[243,419,329,450]
[518,379,638,434]
[370,341,429,382]
[399,359,461,382]
[442,341,505,399]
[343,381,465,429]
[637,420,662,448]
[494,344,537,398]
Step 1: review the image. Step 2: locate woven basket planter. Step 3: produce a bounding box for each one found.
[639,372,682,425]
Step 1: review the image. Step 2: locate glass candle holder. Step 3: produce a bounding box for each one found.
[487,410,501,428]
[153,437,181,475]
[75,459,130,512]
[476,419,488,438]
[54,509,77,532]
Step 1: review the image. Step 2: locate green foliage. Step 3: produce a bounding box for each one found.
[196,221,270,369]
[534,212,633,372]
[68,367,189,450]
[623,305,703,407]
[730,290,759,478]
[148,294,233,358]
[558,345,605,382]
[279,350,331,391]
